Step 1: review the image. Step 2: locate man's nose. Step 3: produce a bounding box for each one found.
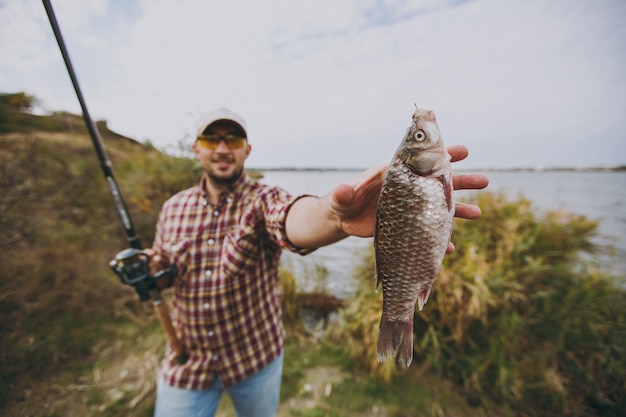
[214,139,231,152]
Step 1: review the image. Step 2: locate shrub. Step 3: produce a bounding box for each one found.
[332,192,626,416]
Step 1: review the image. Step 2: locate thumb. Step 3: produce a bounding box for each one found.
[332,183,355,208]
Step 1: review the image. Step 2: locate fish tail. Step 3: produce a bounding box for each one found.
[377,315,414,367]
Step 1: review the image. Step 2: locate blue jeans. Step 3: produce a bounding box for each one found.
[154,351,284,417]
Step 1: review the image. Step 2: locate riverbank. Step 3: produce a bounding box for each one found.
[2,109,624,416]
[1,318,473,417]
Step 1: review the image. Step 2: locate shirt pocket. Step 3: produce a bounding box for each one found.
[220,223,260,279]
[157,238,192,282]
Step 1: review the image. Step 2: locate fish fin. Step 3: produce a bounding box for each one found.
[441,174,454,212]
[377,316,414,367]
[417,287,432,311]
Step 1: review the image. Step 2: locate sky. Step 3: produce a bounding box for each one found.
[1,0,625,169]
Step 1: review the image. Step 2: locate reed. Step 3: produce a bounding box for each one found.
[330,192,626,416]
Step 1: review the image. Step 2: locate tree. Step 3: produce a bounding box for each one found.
[1,92,36,112]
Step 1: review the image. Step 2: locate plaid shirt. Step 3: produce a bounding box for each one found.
[153,173,311,389]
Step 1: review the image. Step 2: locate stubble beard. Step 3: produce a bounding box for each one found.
[207,169,242,187]
[206,156,244,187]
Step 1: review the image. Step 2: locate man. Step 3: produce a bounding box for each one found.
[150,108,488,417]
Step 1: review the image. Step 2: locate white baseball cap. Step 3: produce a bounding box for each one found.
[196,107,247,138]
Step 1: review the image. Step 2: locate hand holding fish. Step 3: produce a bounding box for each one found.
[330,144,489,248]
[285,142,487,251]
[286,109,488,367]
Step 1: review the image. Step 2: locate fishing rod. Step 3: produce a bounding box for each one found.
[42,0,187,364]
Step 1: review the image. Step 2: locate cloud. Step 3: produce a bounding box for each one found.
[1,0,625,168]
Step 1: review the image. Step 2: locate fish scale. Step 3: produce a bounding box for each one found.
[375,108,454,367]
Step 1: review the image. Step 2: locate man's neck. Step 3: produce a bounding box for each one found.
[202,173,242,205]
[202,177,224,205]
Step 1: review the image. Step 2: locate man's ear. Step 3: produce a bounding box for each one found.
[192,141,201,158]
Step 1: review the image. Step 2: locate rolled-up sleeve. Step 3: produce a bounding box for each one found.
[262,189,316,256]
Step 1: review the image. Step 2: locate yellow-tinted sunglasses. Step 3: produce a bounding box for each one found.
[197,134,247,150]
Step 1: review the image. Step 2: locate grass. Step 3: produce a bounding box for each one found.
[280,338,474,417]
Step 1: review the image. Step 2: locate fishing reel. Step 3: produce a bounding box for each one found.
[109,248,178,301]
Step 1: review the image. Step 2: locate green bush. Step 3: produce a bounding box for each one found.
[332,192,626,416]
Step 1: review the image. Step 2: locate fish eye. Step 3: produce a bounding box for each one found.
[413,130,427,142]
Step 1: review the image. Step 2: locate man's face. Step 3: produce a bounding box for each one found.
[193,121,251,187]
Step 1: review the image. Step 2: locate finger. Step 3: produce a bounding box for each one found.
[448,145,469,163]
[446,242,455,254]
[332,164,386,212]
[454,202,482,219]
[452,173,489,190]
[347,164,387,189]
[332,183,355,206]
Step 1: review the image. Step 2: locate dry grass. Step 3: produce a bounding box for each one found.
[329,192,626,416]
[0,128,194,415]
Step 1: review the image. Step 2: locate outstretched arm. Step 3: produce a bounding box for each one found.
[285,145,489,250]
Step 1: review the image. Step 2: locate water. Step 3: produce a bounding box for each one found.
[483,171,626,263]
[260,170,372,298]
[259,169,626,297]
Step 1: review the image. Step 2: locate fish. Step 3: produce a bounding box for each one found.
[375,108,454,367]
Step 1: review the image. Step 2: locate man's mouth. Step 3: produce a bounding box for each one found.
[213,158,234,170]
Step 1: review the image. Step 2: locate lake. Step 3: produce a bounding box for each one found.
[258,169,626,297]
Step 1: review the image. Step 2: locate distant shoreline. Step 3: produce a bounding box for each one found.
[252,166,626,173]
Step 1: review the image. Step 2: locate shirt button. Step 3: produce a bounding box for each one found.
[201,199,208,206]
[203,303,210,310]
[212,356,219,361]
[207,238,215,245]
[205,270,212,278]
[208,331,214,337]
[213,210,220,216]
